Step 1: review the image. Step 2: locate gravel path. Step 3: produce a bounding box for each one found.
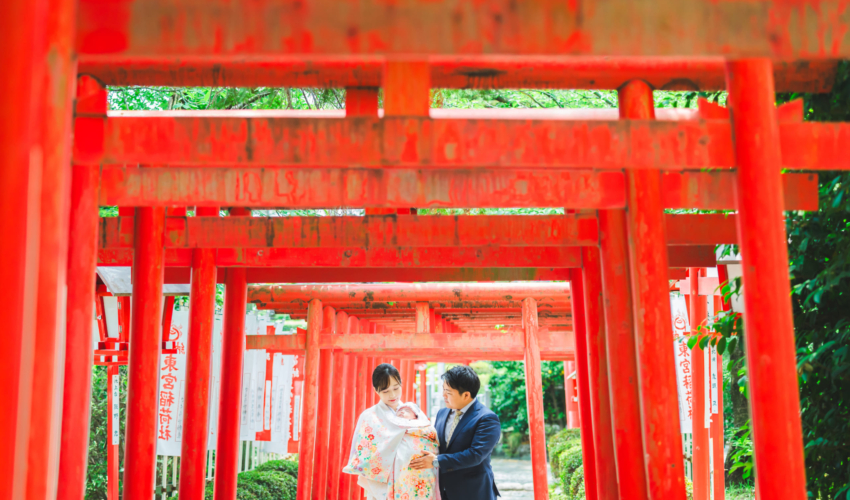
[490,458,555,500]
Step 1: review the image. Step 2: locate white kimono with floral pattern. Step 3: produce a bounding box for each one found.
[343,402,440,500]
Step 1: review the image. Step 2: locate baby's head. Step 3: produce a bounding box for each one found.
[396,406,417,420]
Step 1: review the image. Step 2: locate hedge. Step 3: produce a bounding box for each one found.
[203,459,298,500]
[254,459,300,479]
[547,428,582,478]
[547,428,696,500]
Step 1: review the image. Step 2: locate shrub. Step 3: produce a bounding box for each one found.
[503,431,525,458]
[547,428,582,477]
[203,466,298,500]
[568,464,585,499]
[254,459,299,479]
[558,446,583,499]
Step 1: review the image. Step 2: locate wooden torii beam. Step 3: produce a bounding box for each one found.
[78,57,836,91]
[74,0,850,59]
[99,213,737,248]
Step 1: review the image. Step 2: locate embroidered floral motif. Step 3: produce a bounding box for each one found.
[344,411,394,483]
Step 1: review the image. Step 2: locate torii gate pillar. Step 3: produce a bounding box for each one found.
[122,206,166,500]
[178,206,219,500]
[212,208,251,500]
[57,76,105,500]
[725,59,807,499]
[621,80,688,499]
[522,298,548,500]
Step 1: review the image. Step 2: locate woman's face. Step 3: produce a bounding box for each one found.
[376,377,402,409]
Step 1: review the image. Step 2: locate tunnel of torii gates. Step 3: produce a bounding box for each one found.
[6,2,850,500]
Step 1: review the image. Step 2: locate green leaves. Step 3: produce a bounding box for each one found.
[687,335,700,350]
[488,360,567,433]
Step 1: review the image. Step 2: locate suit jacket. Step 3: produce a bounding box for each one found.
[435,400,502,500]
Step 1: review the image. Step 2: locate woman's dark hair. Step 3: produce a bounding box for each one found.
[372,363,402,392]
[441,365,480,399]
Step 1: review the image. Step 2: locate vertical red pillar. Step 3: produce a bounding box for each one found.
[352,349,368,500]
[57,76,104,500]
[370,354,380,406]
[419,368,428,415]
[522,298,549,500]
[725,59,807,499]
[690,269,709,500]
[296,299,324,500]
[26,0,78,496]
[564,361,579,429]
[123,206,166,500]
[568,269,598,500]
[312,306,335,500]
[580,248,618,500]
[106,365,120,500]
[0,0,45,494]
[341,316,360,500]
[621,80,687,499]
[328,311,349,500]
[597,86,653,500]
[212,207,251,500]
[178,207,219,500]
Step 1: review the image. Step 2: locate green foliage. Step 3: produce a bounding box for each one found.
[780,61,850,500]
[547,428,582,478]
[253,459,299,479]
[109,87,345,112]
[203,469,298,500]
[488,361,567,433]
[546,428,584,499]
[727,422,755,481]
[86,366,128,500]
[567,464,585,500]
[558,447,584,498]
[502,431,525,458]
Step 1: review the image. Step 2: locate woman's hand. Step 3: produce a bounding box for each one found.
[409,452,437,470]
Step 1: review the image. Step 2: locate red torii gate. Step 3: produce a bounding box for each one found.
[239,283,577,500]
[3,2,847,500]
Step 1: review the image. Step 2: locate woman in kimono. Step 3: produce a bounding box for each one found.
[343,364,440,500]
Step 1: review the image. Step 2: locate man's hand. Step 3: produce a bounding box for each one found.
[409,452,437,470]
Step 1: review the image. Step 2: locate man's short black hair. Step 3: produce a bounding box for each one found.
[372,363,401,392]
[441,365,481,399]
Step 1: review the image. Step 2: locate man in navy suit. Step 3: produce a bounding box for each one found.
[410,365,502,500]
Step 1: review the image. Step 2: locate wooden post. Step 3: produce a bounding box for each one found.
[522,298,548,500]
[352,351,368,500]
[178,207,219,500]
[296,299,323,500]
[328,311,349,500]
[57,76,104,500]
[564,361,579,429]
[313,306,336,500]
[212,208,251,500]
[341,316,360,500]
[26,0,78,495]
[621,79,688,499]
[580,248,618,500]
[123,206,166,500]
[419,368,428,415]
[569,269,598,500]
[0,0,45,494]
[726,59,807,500]
[690,268,710,500]
[598,89,652,499]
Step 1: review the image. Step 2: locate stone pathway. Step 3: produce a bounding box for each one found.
[490,458,555,500]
